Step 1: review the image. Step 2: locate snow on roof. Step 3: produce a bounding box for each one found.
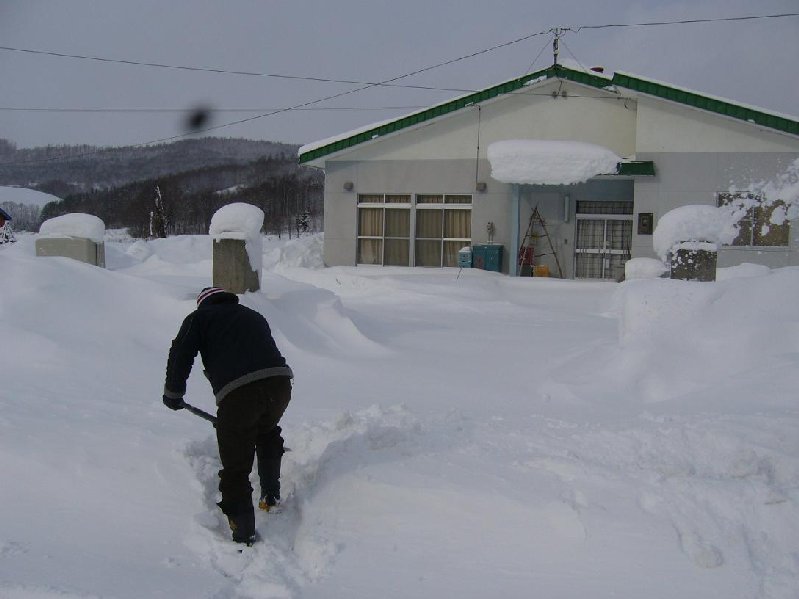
[652,205,739,261]
[39,213,106,242]
[487,140,621,185]
[209,202,264,238]
[0,186,62,208]
[299,115,400,157]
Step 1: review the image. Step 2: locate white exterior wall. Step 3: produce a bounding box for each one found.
[319,77,799,274]
[322,80,637,270]
[340,80,636,163]
[630,95,799,267]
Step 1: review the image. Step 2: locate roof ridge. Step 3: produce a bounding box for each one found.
[299,65,798,164]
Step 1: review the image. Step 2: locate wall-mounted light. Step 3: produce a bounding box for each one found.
[563,194,571,222]
[343,181,354,192]
[476,181,487,192]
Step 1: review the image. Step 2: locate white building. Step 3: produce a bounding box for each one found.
[300,64,799,279]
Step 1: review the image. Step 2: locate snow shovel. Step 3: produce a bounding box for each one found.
[179,400,217,426]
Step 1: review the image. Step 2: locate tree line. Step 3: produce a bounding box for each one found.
[39,154,324,238]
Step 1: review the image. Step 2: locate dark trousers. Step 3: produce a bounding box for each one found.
[215,376,291,516]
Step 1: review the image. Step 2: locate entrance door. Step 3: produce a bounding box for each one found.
[574,201,633,280]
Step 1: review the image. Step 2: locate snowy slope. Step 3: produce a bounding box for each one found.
[0,186,61,207]
[1,232,797,599]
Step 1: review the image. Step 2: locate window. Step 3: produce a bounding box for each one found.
[415,194,472,267]
[357,194,411,265]
[357,193,471,267]
[717,192,790,247]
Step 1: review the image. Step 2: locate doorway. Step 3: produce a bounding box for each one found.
[574,201,633,280]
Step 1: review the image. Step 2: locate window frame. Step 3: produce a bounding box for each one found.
[356,193,472,267]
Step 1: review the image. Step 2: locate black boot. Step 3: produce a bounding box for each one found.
[218,501,256,545]
[257,454,282,511]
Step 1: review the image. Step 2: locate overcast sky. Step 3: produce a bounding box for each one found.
[1,0,797,149]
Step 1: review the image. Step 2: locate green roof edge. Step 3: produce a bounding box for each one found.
[299,65,610,164]
[299,66,798,164]
[612,73,799,138]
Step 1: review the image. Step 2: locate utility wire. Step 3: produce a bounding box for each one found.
[574,12,799,30]
[0,106,429,113]
[0,45,475,94]
[2,12,797,165]
[0,27,552,165]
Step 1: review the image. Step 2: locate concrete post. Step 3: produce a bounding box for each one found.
[35,237,106,268]
[669,242,717,282]
[212,238,260,293]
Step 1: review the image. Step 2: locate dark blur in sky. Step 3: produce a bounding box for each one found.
[1,0,797,148]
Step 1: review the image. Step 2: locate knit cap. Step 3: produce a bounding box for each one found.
[196,287,227,306]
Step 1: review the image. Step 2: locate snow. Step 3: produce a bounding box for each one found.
[1,231,798,599]
[624,257,667,280]
[209,202,264,273]
[38,212,106,242]
[0,186,62,208]
[652,205,739,261]
[487,140,621,185]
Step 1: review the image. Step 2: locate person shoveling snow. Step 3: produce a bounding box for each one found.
[162,287,294,545]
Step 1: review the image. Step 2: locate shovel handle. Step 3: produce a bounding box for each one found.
[180,400,217,425]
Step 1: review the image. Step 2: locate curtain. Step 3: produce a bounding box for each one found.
[385,208,410,237]
[358,239,382,265]
[416,209,442,239]
[444,209,470,239]
[359,208,383,236]
[415,240,441,267]
[384,239,409,266]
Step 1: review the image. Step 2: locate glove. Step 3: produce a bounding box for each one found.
[163,395,184,411]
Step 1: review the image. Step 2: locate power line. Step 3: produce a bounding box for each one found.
[0,27,553,165]
[574,12,799,30]
[0,105,429,113]
[2,12,797,165]
[0,45,474,94]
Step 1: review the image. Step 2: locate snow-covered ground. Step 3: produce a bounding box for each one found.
[1,232,797,599]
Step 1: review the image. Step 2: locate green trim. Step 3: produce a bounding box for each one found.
[299,66,798,164]
[612,73,799,138]
[616,161,655,176]
[299,65,612,164]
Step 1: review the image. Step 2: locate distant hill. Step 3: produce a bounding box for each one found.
[0,137,300,194]
[0,137,323,236]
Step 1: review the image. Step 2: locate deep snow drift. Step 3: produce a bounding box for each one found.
[1,232,797,599]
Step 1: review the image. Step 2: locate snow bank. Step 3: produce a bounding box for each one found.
[209,202,264,272]
[652,205,738,261]
[624,257,667,280]
[38,213,105,242]
[487,140,621,185]
[0,186,61,207]
[3,231,799,598]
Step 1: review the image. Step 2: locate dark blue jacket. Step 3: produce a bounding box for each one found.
[164,292,292,404]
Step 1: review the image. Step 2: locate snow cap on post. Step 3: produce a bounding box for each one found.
[652,205,739,261]
[39,213,106,242]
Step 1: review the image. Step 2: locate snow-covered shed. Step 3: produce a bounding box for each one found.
[299,64,799,279]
